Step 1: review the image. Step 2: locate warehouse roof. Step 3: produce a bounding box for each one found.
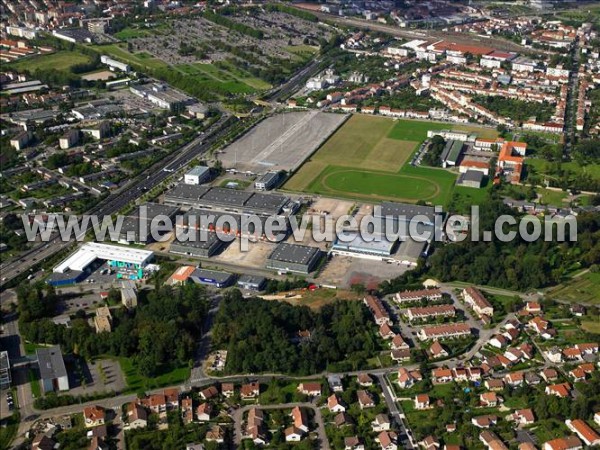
[268,243,321,265]
[36,346,67,380]
[186,166,210,177]
[191,268,234,284]
[378,202,436,222]
[54,243,153,273]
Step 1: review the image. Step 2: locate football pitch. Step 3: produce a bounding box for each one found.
[284,115,458,205]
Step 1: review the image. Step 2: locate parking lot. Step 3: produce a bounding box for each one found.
[218,111,348,173]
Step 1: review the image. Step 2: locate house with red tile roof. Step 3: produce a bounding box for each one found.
[298,382,321,397]
[241,382,260,399]
[545,383,571,398]
[565,419,600,446]
[83,405,106,428]
[542,436,583,450]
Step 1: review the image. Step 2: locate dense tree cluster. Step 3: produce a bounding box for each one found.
[472,96,555,123]
[422,135,446,167]
[18,283,208,377]
[203,11,264,39]
[427,199,600,290]
[212,290,380,375]
[264,4,318,22]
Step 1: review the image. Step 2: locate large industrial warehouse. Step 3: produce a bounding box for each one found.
[163,184,297,217]
[49,242,154,285]
[266,242,323,274]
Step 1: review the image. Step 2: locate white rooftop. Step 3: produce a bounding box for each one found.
[54,242,153,273]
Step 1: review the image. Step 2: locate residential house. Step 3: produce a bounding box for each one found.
[328,375,344,392]
[378,431,398,450]
[327,394,346,413]
[221,383,234,398]
[83,406,105,428]
[472,415,498,429]
[429,341,449,359]
[345,436,365,450]
[357,373,374,387]
[285,426,304,442]
[372,414,391,432]
[463,287,494,318]
[291,406,309,433]
[379,323,395,339]
[126,403,148,430]
[485,379,504,391]
[298,382,321,397]
[142,394,167,414]
[205,425,225,443]
[415,394,431,410]
[565,419,600,446]
[480,431,508,450]
[480,392,500,407]
[545,383,571,398]
[542,436,583,450]
[508,409,535,425]
[196,403,212,422]
[181,397,193,424]
[200,386,218,400]
[241,382,260,399]
[358,390,375,409]
[391,335,409,351]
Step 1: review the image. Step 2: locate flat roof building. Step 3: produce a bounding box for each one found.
[184,166,211,185]
[266,243,323,274]
[164,184,294,217]
[255,171,284,191]
[53,243,153,281]
[457,170,484,188]
[189,268,235,288]
[0,351,10,389]
[170,232,228,258]
[37,346,69,393]
[237,275,267,291]
[330,232,398,260]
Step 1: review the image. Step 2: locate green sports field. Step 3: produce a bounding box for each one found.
[8,51,92,72]
[284,115,459,205]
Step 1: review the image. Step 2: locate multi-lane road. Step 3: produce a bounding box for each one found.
[0,114,235,289]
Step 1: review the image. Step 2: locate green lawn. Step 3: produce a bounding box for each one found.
[545,272,600,305]
[8,51,91,72]
[117,357,190,393]
[581,320,600,335]
[527,158,600,182]
[174,63,260,94]
[113,27,152,40]
[285,115,458,206]
[0,412,19,450]
[93,44,167,71]
[28,369,41,398]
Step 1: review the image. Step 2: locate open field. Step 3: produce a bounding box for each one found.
[545,272,600,305]
[527,158,600,181]
[219,111,348,173]
[8,51,92,72]
[175,62,270,93]
[117,357,189,392]
[581,321,600,334]
[93,44,168,70]
[285,115,458,205]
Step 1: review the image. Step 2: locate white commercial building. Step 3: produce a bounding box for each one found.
[54,242,154,273]
[184,166,211,185]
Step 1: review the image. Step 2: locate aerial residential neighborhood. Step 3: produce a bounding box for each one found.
[0,0,600,449]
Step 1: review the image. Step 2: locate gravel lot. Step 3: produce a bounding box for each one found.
[218,111,348,173]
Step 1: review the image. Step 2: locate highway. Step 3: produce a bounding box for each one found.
[0,114,235,289]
